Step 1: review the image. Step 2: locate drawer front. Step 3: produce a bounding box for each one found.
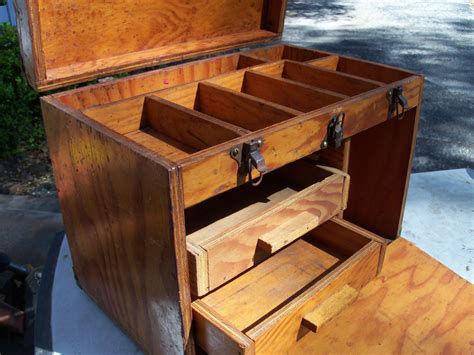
[248,241,381,354]
[192,218,385,354]
[188,167,349,296]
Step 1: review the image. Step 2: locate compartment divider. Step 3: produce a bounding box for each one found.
[285,60,385,96]
[142,95,249,151]
[306,56,340,70]
[195,82,301,131]
[124,129,193,160]
[243,70,346,112]
[237,54,270,69]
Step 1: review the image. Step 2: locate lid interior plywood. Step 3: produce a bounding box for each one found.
[16,0,287,91]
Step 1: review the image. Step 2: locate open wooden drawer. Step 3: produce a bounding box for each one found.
[186,160,350,296]
[193,217,385,354]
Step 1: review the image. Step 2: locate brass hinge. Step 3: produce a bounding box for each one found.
[230,138,268,186]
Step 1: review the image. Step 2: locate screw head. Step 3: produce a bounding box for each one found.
[230,147,239,158]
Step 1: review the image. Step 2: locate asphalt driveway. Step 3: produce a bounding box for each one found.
[284,0,474,172]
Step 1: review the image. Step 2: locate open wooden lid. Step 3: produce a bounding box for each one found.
[16,0,286,92]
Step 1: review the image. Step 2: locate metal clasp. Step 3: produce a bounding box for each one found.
[230,138,268,186]
[387,86,408,120]
[321,112,345,150]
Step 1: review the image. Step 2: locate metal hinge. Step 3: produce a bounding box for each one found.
[321,112,345,150]
[230,138,268,186]
[387,86,408,120]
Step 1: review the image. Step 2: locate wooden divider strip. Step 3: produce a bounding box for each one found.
[306,56,340,70]
[142,96,249,151]
[284,60,384,96]
[195,82,301,131]
[237,54,270,69]
[243,71,346,112]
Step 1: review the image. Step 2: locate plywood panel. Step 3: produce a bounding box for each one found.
[293,238,474,354]
[202,239,340,330]
[42,98,191,353]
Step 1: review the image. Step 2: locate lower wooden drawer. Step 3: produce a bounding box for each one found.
[192,218,385,354]
[186,161,349,296]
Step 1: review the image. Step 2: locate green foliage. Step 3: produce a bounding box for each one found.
[0,23,43,158]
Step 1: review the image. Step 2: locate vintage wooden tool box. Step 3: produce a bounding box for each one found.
[16,0,423,353]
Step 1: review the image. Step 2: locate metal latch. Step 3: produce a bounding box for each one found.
[387,86,408,120]
[230,138,268,186]
[321,112,345,150]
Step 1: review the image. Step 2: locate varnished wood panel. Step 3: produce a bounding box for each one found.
[16,1,285,90]
[196,82,299,130]
[141,96,246,151]
[58,55,241,110]
[14,0,44,85]
[41,98,191,354]
[345,104,422,239]
[293,238,474,354]
[282,45,328,62]
[337,56,413,83]
[38,0,265,69]
[306,56,340,70]
[243,70,345,112]
[283,60,383,96]
[237,55,268,69]
[125,129,193,160]
[261,0,287,33]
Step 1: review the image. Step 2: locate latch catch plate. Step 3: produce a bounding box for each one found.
[387,86,408,120]
[230,138,268,186]
[321,112,345,150]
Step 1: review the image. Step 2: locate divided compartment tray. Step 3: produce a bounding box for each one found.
[80,44,423,209]
[193,217,385,354]
[186,160,350,296]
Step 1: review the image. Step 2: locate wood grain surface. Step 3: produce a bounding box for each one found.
[301,284,359,333]
[193,301,254,355]
[345,106,422,240]
[35,41,425,354]
[16,0,287,90]
[141,96,246,151]
[243,70,345,112]
[201,239,341,331]
[283,60,383,96]
[293,238,474,354]
[180,75,422,207]
[41,98,192,354]
[248,241,381,354]
[205,174,346,292]
[186,164,347,295]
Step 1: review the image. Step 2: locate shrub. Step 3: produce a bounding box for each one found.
[0,23,43,158]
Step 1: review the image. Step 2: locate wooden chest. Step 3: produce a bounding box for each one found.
[16,1,423,353]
